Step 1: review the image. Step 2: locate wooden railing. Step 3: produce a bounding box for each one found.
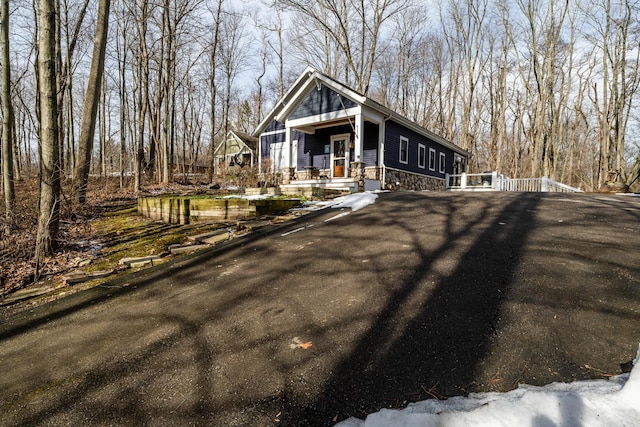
[446,172,583,193]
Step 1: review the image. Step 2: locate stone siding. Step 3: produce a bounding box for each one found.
[384,168,445,191]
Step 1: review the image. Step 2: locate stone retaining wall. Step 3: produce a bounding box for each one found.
[138,197,301,224]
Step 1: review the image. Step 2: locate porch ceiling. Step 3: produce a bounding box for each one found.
[292,117,367,135]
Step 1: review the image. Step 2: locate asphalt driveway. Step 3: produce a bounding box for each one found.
[1,192,639,426]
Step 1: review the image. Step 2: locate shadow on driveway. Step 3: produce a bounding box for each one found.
[280,193,542,424]
[3,192,639,426]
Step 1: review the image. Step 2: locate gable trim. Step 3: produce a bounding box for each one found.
[286,107,361,130]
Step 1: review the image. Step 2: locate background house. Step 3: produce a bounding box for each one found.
[214,130,258,170]
[254,67,468,193]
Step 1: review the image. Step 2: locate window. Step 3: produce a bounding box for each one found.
[399,136,409,164]
[439,152,446,174]
[429,148,436,171]
[418,144,426,169]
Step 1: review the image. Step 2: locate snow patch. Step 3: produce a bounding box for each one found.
[222,194,272,200]
[339,345,640,427]
[330,192,378,211]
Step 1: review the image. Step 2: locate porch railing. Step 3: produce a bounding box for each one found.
[445,172,583,193]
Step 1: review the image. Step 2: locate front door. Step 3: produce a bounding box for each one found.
[331,134,349,178]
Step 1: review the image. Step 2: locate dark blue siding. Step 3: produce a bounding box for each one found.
[363,150,377,166]
[362,121,378,166]
[384,120,459,178]
[265,120,285,133]
[260,126,305,163]
[311,154,330,170]
[289,85,357,120]
[260,127,287,160]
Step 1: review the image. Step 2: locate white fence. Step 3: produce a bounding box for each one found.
[445,172,583,193]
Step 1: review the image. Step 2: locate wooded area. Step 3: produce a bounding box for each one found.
[0,0,639,274]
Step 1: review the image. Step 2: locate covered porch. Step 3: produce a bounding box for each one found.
[276,104,385,193]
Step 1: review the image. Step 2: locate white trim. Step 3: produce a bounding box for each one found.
[270,141,286,172]
[399,136,409,165]
[286,107,360,130]
[260,128,286,137]
[360,105,386,125]
[429,148,436,171]
[439,152,446,174]
[254,66,316,134]
[285,127,293,169]
[330,133,350,178]
[354,113,363,162]
[418,143,426,169]
[292,139,299,169]
[258,134,261,174]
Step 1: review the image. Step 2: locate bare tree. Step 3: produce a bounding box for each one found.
[58,0,90,175]
[35,0,61,265]
[1,0,15,234]
[207,0,224,182]
[279,0,410,94]
[502,0,571,178]
[583,0,640,185]
[442,0,490,165]
[127,0,152,191]
[72,0,111,204]
[115,3,129,188]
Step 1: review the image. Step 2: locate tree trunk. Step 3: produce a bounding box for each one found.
[1,0,15,235]
[160,0,172,184]
[35,0,61,265]
[116,19,127,188]
[207,0,223,182]
[133,0,150,192]
[72,0,111,204]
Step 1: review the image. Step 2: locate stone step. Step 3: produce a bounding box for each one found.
[169,244,209,255]
[237,220,271,231]
[199,232,231,245]
[1,287,51,305]
[118,255,161,267]
[62,270,113,284]
[188,229,230,243]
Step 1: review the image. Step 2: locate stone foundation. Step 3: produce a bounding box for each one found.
[294,166,381,182]
[384,168,445,191]
[284,166,442,192]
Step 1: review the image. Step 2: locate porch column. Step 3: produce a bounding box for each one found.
[257,136,262,174]
[353,113,364,163]
[285,126,293,168]
[283,126,295,183]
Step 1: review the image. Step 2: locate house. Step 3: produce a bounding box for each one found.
[214,130,258,169]
[253,67,468,193]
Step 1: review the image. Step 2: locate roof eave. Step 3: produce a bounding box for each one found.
[361,98,469,156]
[253,66,317,137]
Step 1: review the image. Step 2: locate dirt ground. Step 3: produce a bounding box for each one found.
[0,176,241,311]
[1,191,639,426]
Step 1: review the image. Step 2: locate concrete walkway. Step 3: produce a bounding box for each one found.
[1,192,639,426]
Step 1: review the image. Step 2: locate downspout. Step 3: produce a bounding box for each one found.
[258,135,262,175]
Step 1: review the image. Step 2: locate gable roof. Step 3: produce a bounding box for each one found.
[231,130,258,151]
[214,130,258,156]
[253,67,468,156]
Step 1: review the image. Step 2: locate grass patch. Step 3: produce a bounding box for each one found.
[85,206,229,273]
